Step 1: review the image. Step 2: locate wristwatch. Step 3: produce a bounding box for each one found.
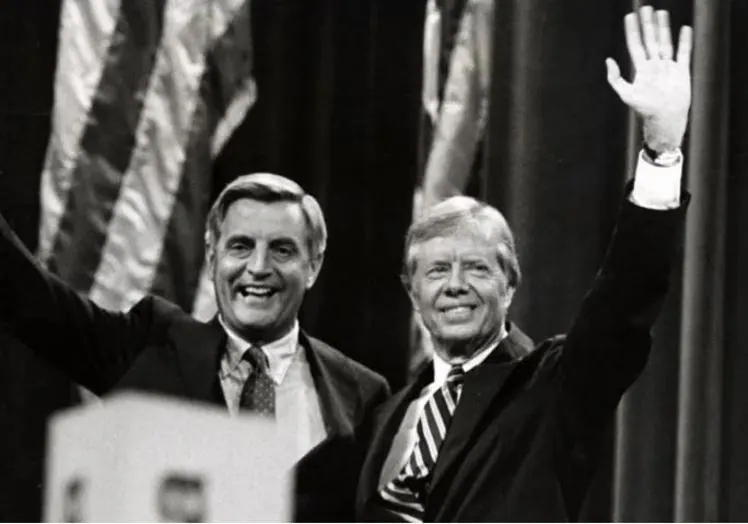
[643,142,682,167]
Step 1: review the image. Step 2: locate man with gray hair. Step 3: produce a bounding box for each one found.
[0,173,389,520]
[356,6,691,521]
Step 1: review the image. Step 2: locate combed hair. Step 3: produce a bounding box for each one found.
[403,196,521,289]
[205,173,327,260]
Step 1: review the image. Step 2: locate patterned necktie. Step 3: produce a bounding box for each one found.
[238,345,275,417]
[379,365,465,521]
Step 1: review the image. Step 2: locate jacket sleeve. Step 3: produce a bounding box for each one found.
[559,194,688,418]
[0,211,159,395]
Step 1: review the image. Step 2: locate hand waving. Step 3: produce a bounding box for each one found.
[606,6,693,153]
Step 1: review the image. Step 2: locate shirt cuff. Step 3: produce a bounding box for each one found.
[629,150,683,210]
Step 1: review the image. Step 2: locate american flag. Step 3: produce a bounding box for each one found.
[36,0,256,321]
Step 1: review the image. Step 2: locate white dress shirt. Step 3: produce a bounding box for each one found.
[379,152,683,488]
[218,318,328,464]
[630,150,683,209]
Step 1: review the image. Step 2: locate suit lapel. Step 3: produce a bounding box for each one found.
[357,364,433,509]
[428,323,534,498]
[170,316,227,407]
[301,331,358,437]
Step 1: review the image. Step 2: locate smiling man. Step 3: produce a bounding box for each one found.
[406,198,520,363]
[356,6,692,522]
[0,173,390,521]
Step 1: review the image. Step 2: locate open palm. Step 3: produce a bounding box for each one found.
[607,7,692,152]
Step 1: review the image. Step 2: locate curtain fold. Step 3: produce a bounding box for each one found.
[675,0,731,520]
[484,0,743,521]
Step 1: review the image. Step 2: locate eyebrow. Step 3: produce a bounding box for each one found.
[424,251,492,261]
[223,233,301,243]
[223,233,253,244]
[461,256,492,263]
[269,237,301,247]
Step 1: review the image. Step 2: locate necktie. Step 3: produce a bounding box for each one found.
[379,365,465,521]
[238,345,275,417]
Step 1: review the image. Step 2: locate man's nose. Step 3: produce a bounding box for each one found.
[246,246,271,275]
[444,265,468,294]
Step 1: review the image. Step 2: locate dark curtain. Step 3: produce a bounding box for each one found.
[484,0,747,521]
[1,0,747,522]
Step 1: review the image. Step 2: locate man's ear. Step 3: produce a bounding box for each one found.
[399,273,421,313]
[502,286,516,310]
[305,252,325,289]
[407,283,421,313]
[205,234,216,282]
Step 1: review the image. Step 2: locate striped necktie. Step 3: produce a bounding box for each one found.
[379,365,465,521]
[239,345,275,417]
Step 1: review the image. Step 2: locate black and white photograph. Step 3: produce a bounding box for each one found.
[0,0,745,521]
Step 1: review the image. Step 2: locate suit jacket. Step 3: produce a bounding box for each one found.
[0,213,390,522]
[356,197,687,522]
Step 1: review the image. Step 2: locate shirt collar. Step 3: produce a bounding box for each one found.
[218,317,300,385]
[432,325,508,386]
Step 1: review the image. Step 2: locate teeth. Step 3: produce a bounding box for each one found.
[447,306,471,313]
[239,286,274,297]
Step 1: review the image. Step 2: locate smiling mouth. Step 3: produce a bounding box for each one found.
[440,305,476,313]
[237,285,278,299]
[439,305,477,320]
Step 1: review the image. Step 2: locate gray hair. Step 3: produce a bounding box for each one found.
[403,196,520,289]
[205,173,327,260]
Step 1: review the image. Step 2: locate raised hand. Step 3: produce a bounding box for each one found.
[606,6,693,153]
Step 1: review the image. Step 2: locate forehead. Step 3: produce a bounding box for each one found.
[220,198,306,241]
[416,229,498,261]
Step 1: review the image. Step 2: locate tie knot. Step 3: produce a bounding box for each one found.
[243,345,269,373]
[446,364,465,385]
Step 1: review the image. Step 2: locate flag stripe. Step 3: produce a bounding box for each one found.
[151,1,255,310]
[422,0,441,125]
[437,0,469,104]
[419,0,471,178]
[88,0,249,311]
[45,0,169,291]
[210,0,256,156]
[87,0,212,310]
[37,0,123,266]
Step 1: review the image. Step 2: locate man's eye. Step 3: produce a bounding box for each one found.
[426,266,449,278]
[273,245,296,258]
[225,239,256,257]
[228,242,250,252]
[466,264,493,277]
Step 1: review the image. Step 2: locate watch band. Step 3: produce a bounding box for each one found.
[643,142,682,167]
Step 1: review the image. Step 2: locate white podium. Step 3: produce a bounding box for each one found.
[44,393,292,522]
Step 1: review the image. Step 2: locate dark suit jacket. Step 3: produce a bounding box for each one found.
[0,213,390,522]
[356,197,687,522]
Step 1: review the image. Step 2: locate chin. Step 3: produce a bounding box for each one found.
[432,324,488,348]
[235,315,275,330]
[437,323,480,339]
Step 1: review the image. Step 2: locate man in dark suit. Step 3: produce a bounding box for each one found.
[356,6,692,521]
[0,173,389,521]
